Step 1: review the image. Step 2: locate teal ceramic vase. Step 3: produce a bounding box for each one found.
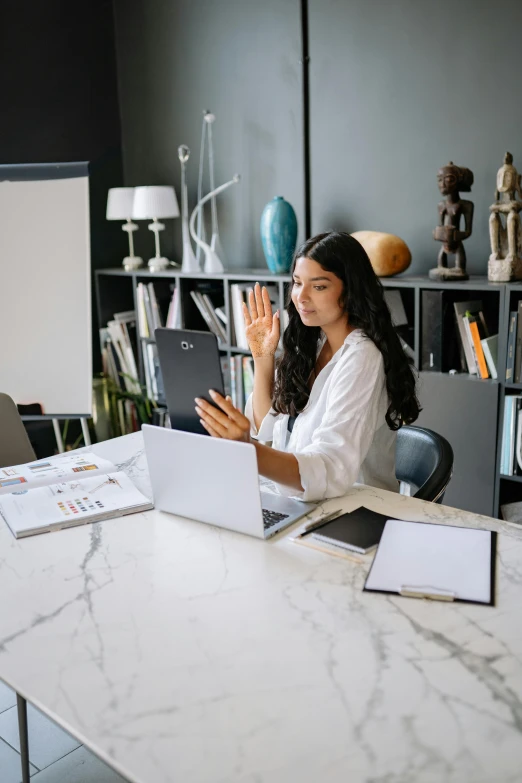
[260,196,298,274]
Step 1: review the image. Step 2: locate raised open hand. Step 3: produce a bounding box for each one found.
[243,282,280,358]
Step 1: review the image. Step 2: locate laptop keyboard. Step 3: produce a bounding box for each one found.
[262,508,289,530]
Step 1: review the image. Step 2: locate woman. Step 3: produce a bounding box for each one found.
[195,231,420,501]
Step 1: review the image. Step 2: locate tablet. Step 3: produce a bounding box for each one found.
[155,328,226,436]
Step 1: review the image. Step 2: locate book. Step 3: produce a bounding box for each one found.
[468,318,489,379]
[311,506,388,554]
[201,293,227,343]
[500,395,522,475]
[215,307,227,325]
[421,291,460,372]
[242,356,255,400]
[384,290,408,327]
[147,283,164,331]
[500,396,514,475]
[190,290,226,344]
[506,311,518,383]
[0,453,153,538]
[481,335,498,380]
[166,286,181,329]
[453,300,485,374]
[515,300,522,383]
[136,283,149,338]
[230,284,248,349]
[141,284,155,338]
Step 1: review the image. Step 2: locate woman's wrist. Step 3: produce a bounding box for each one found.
[252,355,275,365]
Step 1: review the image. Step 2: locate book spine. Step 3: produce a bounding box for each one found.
[481,337,498,380]
[500,397,513,475]
[220,356,231,399]
[190,291,223,342]
[142,285,155,338]
[463,317,479,375]
[230,285,248,349]
[515,300,522,383]
[453,303,475,373]
[506,311,518,383]
[469,321,489,379]
[235,355,244,411]
[515,408,522,476]
[148,283,163,331]
[137,284,149,338]
[230,356,237,406]
[508,397,520,475]
[202,293,227,343]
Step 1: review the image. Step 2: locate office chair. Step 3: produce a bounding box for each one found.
[396,425,454,504]
[0,393,36,468]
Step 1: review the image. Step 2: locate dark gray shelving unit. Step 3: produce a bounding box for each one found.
[95,268,517,519]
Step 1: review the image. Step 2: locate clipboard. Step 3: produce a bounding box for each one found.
[363,518,497,606]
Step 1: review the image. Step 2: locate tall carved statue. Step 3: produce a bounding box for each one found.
[488,152,522,282]
[429,162,474,281]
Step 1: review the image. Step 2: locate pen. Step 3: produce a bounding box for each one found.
[295,508,343,538]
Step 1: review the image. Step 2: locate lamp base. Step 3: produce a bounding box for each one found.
[148,256,171,272]
[123,256,143,271]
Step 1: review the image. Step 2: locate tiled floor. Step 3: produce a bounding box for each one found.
[0,680,127,783]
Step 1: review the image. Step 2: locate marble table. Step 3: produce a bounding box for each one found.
[1,431,522,783]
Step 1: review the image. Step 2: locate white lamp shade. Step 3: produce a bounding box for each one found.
[106,187,136,220]
[132,186,180,220]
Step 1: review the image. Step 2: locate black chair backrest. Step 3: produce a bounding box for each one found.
[0,393,36,468]
[395,425,454,504]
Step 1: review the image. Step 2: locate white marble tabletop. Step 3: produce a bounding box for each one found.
[1,431,522,783]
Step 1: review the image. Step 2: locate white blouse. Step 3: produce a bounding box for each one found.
[245,329,398,502]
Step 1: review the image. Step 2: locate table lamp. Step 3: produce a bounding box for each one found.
[132,186,180,272]
[106,187,143,271]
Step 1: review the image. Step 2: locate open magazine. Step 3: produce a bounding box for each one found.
[0,453,153,539]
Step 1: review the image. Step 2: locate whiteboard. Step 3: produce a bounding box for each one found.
[0,164,92,415]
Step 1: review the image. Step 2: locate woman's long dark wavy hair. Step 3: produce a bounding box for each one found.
[272,231,421,430]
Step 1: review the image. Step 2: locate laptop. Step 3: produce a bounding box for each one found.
[142,424,316,539]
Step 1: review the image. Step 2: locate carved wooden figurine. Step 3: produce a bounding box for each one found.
[488,152,522,282]
[429,162,474,281]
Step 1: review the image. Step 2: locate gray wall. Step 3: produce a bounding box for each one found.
[113,0,304,269]
[114,0,522,276]
[309,0,522,274]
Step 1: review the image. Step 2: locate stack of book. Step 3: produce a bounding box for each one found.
[136,283,167,404]
[189,289,227,344]
[220,355,254,410]
[136,282,164,338]
[100,310,140,394]
[100,309,146,436]
[500,395,522,475]
[421,292,498,378]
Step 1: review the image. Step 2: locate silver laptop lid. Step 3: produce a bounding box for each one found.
[142,425,266,538]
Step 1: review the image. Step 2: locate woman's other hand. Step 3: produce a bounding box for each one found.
[243,282,280,358]
[195,390,251,441]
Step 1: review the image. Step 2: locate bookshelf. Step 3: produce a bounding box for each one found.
[95,269,518,520]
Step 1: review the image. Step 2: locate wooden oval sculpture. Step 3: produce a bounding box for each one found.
[351,231,411,277]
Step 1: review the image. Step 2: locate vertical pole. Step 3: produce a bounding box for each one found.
[17,694,30,783]
[81,417,92,446]
[52,419,65,453]
[300,0,311,238]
